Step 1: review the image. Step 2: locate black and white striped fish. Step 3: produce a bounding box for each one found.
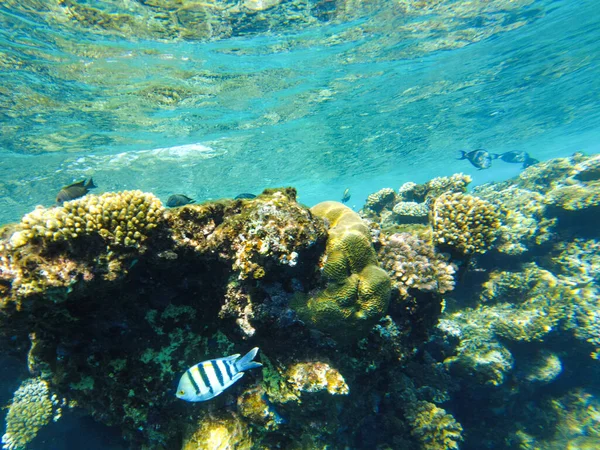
[176,347,262,402]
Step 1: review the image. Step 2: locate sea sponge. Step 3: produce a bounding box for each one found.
[405,400,463,450]
[1,378,55,450]
[293,201,391,338]
[379,232,456,298]
[430,192,501,255]
[9,191,163,248]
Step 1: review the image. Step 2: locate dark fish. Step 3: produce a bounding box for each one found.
[56,178,96,204]
[166,194,195,208]
[341,188,351,204]
[458,149,492,170]
[235,193,256,200]
[493,151,530,164]
[522,157,539,169]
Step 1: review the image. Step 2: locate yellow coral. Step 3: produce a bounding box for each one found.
[406,401,463,450]
[293,201,391,338]
[1,378,55,450]
[10,191,163,248]
[181,413,253,450]
[286,361,349,396]
[431,192,501,255]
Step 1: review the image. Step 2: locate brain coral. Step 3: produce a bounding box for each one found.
[293,201,391,339]
[430,192,501,255]
[379,232,456,298]
[9,191,163,249]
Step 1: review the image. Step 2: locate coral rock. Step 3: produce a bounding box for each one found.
[286,362,349,396]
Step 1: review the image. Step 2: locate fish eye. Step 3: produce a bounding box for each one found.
[178,390,185,395]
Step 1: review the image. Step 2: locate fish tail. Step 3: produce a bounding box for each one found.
[85,178,97,189]
[491,153,501,159]
[457,150,467,160]
[235,347,262,372]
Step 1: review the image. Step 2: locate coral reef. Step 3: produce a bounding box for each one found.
[378,232,456,298]
[0,153,599,450]
[7,191,163,249]
[405,400,463,450]
[166,187,326,280]
[1,377,66,450]
[473,184,555,255]
[292,201,391,339]
[430,192,502,255]
[286,362,349,396]
[363,187,396,216]
[181,413,253,450]
[409,173,472,202]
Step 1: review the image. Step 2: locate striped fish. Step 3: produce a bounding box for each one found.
[176,347,262,402]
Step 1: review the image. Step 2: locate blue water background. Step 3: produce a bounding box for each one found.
[0,0,599,223]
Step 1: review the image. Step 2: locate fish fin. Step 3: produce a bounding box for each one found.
[221,354,241,363]
[457,151,467,160]
[85,178,97,189]
[234,347,262,372]
[65,180,86,188]
[231,372,245,384]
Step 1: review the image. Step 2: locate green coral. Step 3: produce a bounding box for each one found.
[431,192,502,255]
[293,201,391,339]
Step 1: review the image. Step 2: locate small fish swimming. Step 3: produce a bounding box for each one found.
[56,178,96,204]
[235,193,256,200]
[166,194,195,208]
[492,151,530,164]
[341,188,351,204]
[458,149,492,170]
[176,347,262,402]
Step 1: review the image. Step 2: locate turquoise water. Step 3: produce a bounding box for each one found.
[1,0,599,222]
[1,1,600,449]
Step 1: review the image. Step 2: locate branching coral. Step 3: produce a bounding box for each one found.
[379,232,456,298]
[8,191,163,249]
[405,400,463,450]
[292,201,391,339]
[1,377,64,450]
[431,192,501,255]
